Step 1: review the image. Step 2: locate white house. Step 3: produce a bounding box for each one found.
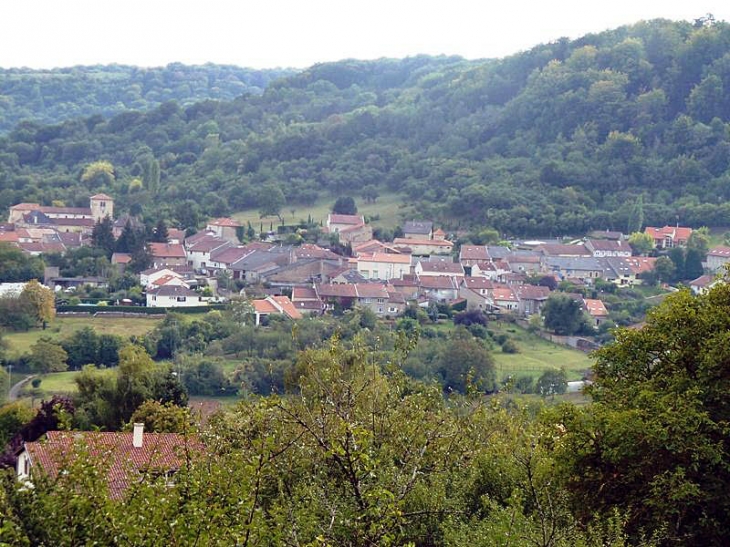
[146,285,207,308]
[140,268,185,288]
[356,252,412,280]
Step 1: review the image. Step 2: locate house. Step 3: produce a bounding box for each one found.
[515,284,551,316]
[313,282,402,316]
[603,257,637,286]
[184,234,232,271]
[471,260,510,282]
[291,287,325,315]
[140,267,187,288]
[585,239,632,258]
[536,244,591,257]
[505,253,542,274]
[251,295,302,325]
[356,252,412,280]
[167,228,186,245]
[706,246,730,273]
[417,275,460,302]
[402,221,433,240]
[544,257,606,282]
[623,256,657,281]
[388,275,420,301]
[588,230,624,241]
[146,285,207,308]
[111,252,132,271]
[206,218,241,244]
[414,259,464,278]
[491,285,520,313]
[262,259,346,289]
[326,214,373,244]
[207,246,257,274]
[645,226,692,249]
[16,424,201,499]
[112,214,143,239]
[10,195,113,235]
[689,274,718,295]
[229,246,293,283]
[314,283,358,311]
[459,245,490,268]
[351,239,401,256]
[583,298,609,328]
[459,277,495,310]
[391,237,453,256]
[148,242,188,269]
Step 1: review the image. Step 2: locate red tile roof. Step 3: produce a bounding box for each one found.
[148,243,186,258]
[328,214,364,225]
[207,217,241,227]
[645,226,693,242]
[392,237,452,248]
[459,245,490,261]
[23,430,202,499]
[417,260,464,274]
[584,298,608,317]
[709,245,730,257]
[90,193,113,200]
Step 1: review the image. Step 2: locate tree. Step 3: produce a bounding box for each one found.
[258,183,285,221]
[652,255,675,284]
[557,284,730,543]
[687,226,710,256]
[152,219,169,243]
[91,216,115,257]
[541,293,590,335]
[626,195,644,234]
[437,327,496,393]
[535,367,567,397]
[332,195,357,215]
[20,280,55,329]
[627,231,653,256]
[361,184,379,203]
[80,160,115,188]
[28,338,68,373]
[129,400,192,433]
[0,243,44,283]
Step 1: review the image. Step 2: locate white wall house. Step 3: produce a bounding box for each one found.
[356,252,411,280]
[146,285,208,308]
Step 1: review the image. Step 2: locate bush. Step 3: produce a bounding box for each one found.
[501,339,519,353]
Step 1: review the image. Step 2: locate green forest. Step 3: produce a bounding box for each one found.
[2,19,730,236]
[0,64,294,134]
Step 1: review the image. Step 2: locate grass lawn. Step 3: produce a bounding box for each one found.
[29,371,81,396]
[232,191,413,231]
[4,315,164,358]
[488,322,594,382]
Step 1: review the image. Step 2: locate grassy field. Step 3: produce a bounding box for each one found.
[232,191,414,231]
[29,371,81,396]
[4,316,164,357]
[488,322,594,382]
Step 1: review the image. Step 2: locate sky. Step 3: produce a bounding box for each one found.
[2,1,729,70]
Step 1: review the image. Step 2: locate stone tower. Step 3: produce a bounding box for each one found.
[89,193,114,222]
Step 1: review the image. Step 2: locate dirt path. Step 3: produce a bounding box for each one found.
[9,375,35,401]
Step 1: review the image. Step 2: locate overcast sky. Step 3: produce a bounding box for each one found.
[2,1,729,70]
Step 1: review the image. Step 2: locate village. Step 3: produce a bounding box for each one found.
[1,193,727,334]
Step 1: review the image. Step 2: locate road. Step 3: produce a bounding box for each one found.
[8,375,35,401]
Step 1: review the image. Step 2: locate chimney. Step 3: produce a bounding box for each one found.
[133,423,144,448]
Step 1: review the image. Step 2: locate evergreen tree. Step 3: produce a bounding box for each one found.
[152,219,169,243]
[91,217,115,257]
[626,195,644,234]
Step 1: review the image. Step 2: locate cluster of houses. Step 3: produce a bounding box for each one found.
[6,192,730,324]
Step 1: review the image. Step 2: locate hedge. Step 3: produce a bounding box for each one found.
[56,304,225,315]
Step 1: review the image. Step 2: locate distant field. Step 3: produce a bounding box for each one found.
[232,191,414,231]
[488,322,593,382]
[29,371,81,396]
[4,316,163,357]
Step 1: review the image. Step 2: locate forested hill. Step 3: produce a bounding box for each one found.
[0,64,296,133]
[2,18,730,237]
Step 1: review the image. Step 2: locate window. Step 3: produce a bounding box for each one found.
[176,296,187,302]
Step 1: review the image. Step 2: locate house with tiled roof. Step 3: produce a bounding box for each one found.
[229,246,293,283]
[583,298,609,328]
[707,246,730,273]
[402,221,433,240]
[184,235,232,271]
[146,285,207,308]
[356,252,412,280]
[645,226,693,249]
[459,277,495,310]
[418,275,460,302]
[291,287,325,315]
[459,245,490,267]
[206,218,242,244]
[252,295,302,325]
[514,284,551,316]
[392,237,453,256]
[326,214,373,244]
[492,285,520,312]
[16,424,202,499]
[351,239,401,256]
[689,274,720,295]
[585,239,632,258]
[414,259,464,278]
[148,242,188,269]
[536,243,591,258]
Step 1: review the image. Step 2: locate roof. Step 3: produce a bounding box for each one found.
[253,299,279,314]
[147,285,199,297]
[586,239,631,252]
[328,214,364,226]
[90,193,113,200]
[623,256,657,275]
[9,203,41,210]
[148,243,186,258]
[419,276,459,290]
[417,260,464,275]
[690,275,715,288]
[23,430,202,499]
[210,246,254,264]
[358,252,412,265]
[186,236,231,254]
[492,286,519,302]
[584,298,608,317]
[167,228,186,242]
[18,241,66,254]
[403,221,433,235]
[709,245,730,257]
[292,287,319,301]
[645,226,693,241]
[537,244,591,257]
[459,245,489,261]
[230,247,292,271]
[0,232,19,243]
[392,238,452,248]
[295,244,342,260]
[207,217,241,228]
[352,239,401,255]
[354,283,389,299]
[39,206,92,216]
[270,296,303,320]
[111,253,132,264]
[515,284,551,300]
[315,283,358,298]
[461,277,495,290]
[588,230,624,240]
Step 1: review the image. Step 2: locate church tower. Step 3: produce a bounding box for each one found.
[90,193,114,222]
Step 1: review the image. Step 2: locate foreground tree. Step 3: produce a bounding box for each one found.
[20,280,55,329]
[542,293,590,335]
[557,284,730,544]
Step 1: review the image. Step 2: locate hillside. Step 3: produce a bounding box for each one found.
[0,64,295,133]
[1,18,730,237]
